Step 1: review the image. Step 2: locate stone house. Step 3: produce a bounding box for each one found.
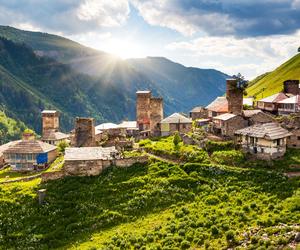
[160,113,192,136]
[257,92,289,113]
[278,95,300,115]
[235,123,291,160]
[287,129,300,148]
[2,132,57,171]
[41,110,69,145]
[206,97,228,118]
[189,106,208,120]
[73,117,96,147]
[212,113,248,138]
[118,121,139,137]
[242,110,275,125]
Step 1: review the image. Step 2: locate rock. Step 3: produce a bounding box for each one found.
[295,232,300,242]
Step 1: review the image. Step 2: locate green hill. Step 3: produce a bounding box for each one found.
[247,53,300,99]
[0,148,299,249]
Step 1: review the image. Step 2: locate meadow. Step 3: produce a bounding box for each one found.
[0,137,299,249]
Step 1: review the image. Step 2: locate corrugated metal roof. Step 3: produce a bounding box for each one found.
[235,122,291,140]
[160,113,192,124]
[41,110,58,114]
[95,123,118,130]
[3,140,57,154]
[258,92,288,103]
[278,95,300,104]
[65,147,118,161]
[118,121,138,129]
[213,113,237,121]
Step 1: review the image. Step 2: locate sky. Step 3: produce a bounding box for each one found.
[0,0,300,79]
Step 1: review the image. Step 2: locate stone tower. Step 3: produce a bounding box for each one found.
[226,79,243,115]
[42,110,59,136]
[74,117,96,147]
[283,80,299,95]
[136,91,163,136]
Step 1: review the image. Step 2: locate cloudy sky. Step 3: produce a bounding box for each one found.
[0,0,300,79]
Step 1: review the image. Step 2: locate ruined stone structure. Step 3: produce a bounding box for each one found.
[42,110,59,136]
[136,91,163,136]
[74,118,96,147]
[283,80,300,96]
[226,79,243,115]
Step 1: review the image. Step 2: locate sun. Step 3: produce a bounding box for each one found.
[103,39,146,59]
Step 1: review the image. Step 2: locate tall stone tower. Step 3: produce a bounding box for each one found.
[74,117,96,147]
[42,110,59,136]
[136,91,163,136]
[226,79,243,115]
[283,80,299,95]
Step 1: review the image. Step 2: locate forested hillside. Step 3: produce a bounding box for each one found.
[247,53,300,99]
[0,25,229,131]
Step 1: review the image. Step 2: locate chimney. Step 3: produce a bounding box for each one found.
[283,80,300,96]
[226,79,243,115]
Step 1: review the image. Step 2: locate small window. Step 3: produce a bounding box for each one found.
[297,136,300,141]
[261,148,264,153]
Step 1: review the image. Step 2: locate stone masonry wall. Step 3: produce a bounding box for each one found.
[74,118,96,147]
[150,97,163,135]
[284,80,300,96]
[136,92,151,131]
[226,79,243,115]
[42,113,59,135]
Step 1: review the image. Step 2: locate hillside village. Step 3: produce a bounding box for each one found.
[0,77,300,179]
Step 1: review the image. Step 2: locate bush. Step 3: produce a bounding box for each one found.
[205,140,234,153]
[57,140,69,154]
[173,132,182,148]
[211,150,245,166]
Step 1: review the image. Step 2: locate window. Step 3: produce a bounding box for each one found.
[27,154,33,160]
[275,139,281,146]
[250,137,254,144]
[297,136,300,141]
[16,154,21,160]
[261,148,264,153]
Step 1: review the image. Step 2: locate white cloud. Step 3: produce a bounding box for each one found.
[166,31,300,79]
[77,0,130,27]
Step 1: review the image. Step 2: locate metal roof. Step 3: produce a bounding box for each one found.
[41,110,58,114]
[235,122,291,140]
[95,123,118,130]
[190,106,206,113]
[258,92,288,103]
[213,113,237,121]
[136,90,151,94]
[278,95,300,104]
[118,121,138,129]
[206,97,228,113]
[65,147,118,161]
[160,113,192,124]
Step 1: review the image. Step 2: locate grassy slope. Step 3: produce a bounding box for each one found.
[0,148,299,249]
[247,53,300,100]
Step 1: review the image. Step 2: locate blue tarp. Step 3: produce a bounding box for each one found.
[37,153,48,164]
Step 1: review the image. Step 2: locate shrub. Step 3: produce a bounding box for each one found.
[225,230,235,241]
[205,140,234,153]
[211,150,245,166]
[57,140,69,154]
[180,240,191,249]
[173,132,182,148]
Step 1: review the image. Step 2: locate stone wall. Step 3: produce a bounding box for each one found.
[169,123,192,135]
[287,129,300,148]
[226,79,243,115]
[74,117,96,147]
[136,91,151,131]
[284,80,300,96]
[42,112,59,135]
[248,112,275,125]
[190,108,208,120]
[42,156,148,182]
[223,116,248,138]
[150,97,163,135]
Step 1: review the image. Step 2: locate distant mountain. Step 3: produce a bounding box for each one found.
[0,25,229,133]
[247,53,300,99]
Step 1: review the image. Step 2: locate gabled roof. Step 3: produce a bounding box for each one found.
[41,110,58,114]
[95,123,118,131]
[190,106,206,113]
[258,92,288,103]
[118,121,138,129]
[160,113,192,124]
[3,140,56,154]
[278,95,300,104]
[206,97,228,113]
[235,122,291,140]
[213,113,237,121]
[42,130,69,141]
[0,141,19,156]
[65,147,118,161]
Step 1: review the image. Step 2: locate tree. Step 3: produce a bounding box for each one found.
[57,140,69,154]
[173,132,182,149]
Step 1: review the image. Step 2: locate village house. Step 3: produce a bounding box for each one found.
[41,110,69,145]
[136,90,163,137]
[287,129,300,148]
[242,110,275,125]
[160,113,192,136]
[118,121,139,137]
[212,113,248,138]
[189,106,208,120]
[206,97,228,118]
[235,123,291,160]
[278,95,300,115]
[257,93,289,113]
[72,117,96,147]
[2,132,57,171]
